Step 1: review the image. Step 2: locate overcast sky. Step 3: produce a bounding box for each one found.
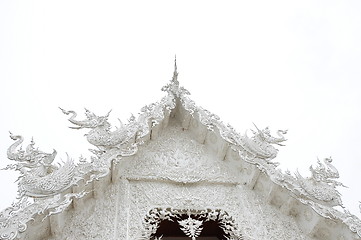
[1,0,361,217]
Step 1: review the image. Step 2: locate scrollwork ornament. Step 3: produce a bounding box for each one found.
[140,208,243,240]
[294,157,345,207]
[0,191,87,240]
[60,108,139,151]
[1,132,110,240]
[178,216,203,239]
[238,124,287,161]
[1,60,361,240]
[4,132,75,198]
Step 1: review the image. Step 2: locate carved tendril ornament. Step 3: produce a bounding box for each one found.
[1,59,361,240]
[4,132,75,198]
[178,216,203,239]
[294,157,346,207]
[140,208,243,240]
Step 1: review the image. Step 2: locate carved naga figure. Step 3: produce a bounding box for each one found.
[294,157,345,207]
[309,157,342,184]
[240,124,287,160]
[5,133,75,198]
[251,124,288,146]
[60,108,139,150]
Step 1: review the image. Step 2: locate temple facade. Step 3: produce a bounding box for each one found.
[1,61,361,239]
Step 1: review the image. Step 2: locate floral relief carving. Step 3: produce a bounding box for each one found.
[178,216,204,239]
[0,133,117,239]
[230,185,317,240]
[1,61,361,240]
[0,191,86,240]
[138,208,245,240]
[47,184,118,240]
[127,181,242,240]
[121,121,241,184]
[124,179,315,240]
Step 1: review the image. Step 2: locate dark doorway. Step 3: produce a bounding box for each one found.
[153,214,227,240]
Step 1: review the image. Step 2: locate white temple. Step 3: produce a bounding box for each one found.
[1,60,361,239]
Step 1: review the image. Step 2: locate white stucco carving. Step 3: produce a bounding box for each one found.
[294,157,345,207]
[1,59,361,239]
[5,132,75,198]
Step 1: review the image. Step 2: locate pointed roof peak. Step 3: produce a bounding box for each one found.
[172,54,179,86]
[161,56,190,97]
[174,54,177,70]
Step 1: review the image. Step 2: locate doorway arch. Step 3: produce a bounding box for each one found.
[141,208,244,240]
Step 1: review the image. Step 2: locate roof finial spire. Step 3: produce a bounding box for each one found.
[172,54,179,86]
[162,55,190,96]
[174,54,177,72]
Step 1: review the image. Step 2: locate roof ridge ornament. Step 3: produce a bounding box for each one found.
[294,157,346,207]
[59,107,139,152]
[161,56,190,97]
[4,132,75,198]
[173,55,179,87]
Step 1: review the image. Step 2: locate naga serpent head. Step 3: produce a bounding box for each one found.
[60,107,112,129]
[279,129,288,135]
[9,132,22,141]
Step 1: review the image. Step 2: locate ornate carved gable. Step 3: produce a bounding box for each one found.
[1,60,361,240]
[121,119,242,185]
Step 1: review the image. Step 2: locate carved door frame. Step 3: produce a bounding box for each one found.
[139,207,244,240]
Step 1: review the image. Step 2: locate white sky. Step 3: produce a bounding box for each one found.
[1,0,361,217]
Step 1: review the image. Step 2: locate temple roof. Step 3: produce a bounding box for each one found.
[1,61,361,239]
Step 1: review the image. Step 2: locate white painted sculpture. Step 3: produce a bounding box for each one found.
[1,59,361,239]
[5,133,76,198]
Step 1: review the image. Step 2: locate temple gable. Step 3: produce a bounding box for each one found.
[1,60,361,240]
[121,118,241,185]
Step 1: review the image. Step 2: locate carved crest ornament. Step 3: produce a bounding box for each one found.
[1,59,361,239]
